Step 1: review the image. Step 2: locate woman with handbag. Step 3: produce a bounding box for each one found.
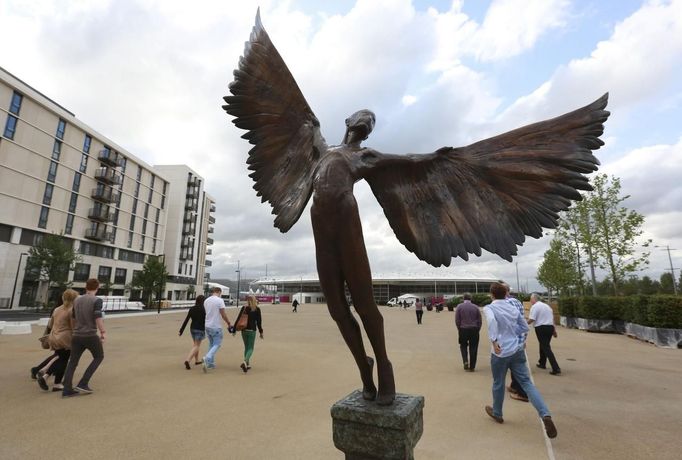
[233,295,263,373]
[35,289,78,392]
[178,295,207,370]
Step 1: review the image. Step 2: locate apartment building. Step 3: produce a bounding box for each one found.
[0,67,214,307]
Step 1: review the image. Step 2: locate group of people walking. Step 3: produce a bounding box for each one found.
[179,286,263,373]
[453,283,560,439]
[30,278,106,397]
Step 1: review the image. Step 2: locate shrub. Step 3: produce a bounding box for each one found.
[558,297,578,317]
[646,295,682,329]
[576,296,623,320]
[472,293,491,306]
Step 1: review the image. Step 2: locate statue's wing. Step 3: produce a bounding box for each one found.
[222,10,327,232]
[364,94,610,267]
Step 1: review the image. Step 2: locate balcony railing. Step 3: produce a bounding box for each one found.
[187,176,200,187]
[210,204,216,213]
[85,226,111,241]
[208,226,214,233]
[208,215,216,224]
[180,249,195,260]
[206,248,212,255]
[185,199,197,210]
[207,237,214,245]
[95,167,122,185]
[91,186,120,204]
[186,185,200,199]
[98,149,123,167]
[182,223,196,235]
[205,260,212,267]
[88,205,113,222]
[181,237,194,249]
[183,211,194,223]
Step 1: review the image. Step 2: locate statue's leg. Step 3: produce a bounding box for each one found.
[314,235,377,400]
[339,224,395,405]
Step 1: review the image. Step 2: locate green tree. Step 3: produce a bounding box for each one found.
[537,236,581,296]
[638,275,659,295]
[25,233,80,306]
[585,174,651,295]
[130,256,168,307]
[659,272,675,294]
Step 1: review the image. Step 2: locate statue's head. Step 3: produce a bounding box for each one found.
[342,109,376,144]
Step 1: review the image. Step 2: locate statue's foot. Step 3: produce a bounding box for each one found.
[362,356,377,401]
[376,360,396,406]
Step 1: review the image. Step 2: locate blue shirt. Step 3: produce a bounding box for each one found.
[484,299,529,358]
[507,296,527,347]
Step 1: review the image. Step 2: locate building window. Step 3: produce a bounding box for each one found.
[73,263,91,281]
[155,208,160,223]
[129,215,135,231]
[47,161,58,183]
[68,192,78,213]
[139,235,145,251]
[120,157,127,173]
[189,265,193,276]
[132,199,138,215]
[144,203,149,219]
[141,219,148,235]
[127,231,133,248]
[154,223,159,238]
[80,153,88,173]
[38,206,49,228]
[56,119,66,140]
[65,213,75,235]
[148,185,153,202]
[178,263,182,275]
[152,239,156,253]
[112,209,120,226]
[51,140,62,160]
[114,268,127,284]
[9,91,23,115]
[98,266,112,283]
[72,172,81,192]
[134,181,140,198]
[42,184,54,205]
[109,229,116,244]
[161,181,167,209]
[137,166,142,182]
[3,115,18,139]
[83,134,92,153]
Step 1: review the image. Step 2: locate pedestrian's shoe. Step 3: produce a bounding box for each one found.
[62,389,80,398]
[463,362,469,370]
[195,360,203,365]
[543,416,558,438]
[36,371,49,391]
[536,363,547,369]
[466,368,475,372]
[549,370,562,376]
[75,384,93,394]
[510,392,529,402]
[30,367,39,380]
[506,385,518,395]
[485,405,504,423]
[240,362,248,373]
[184,361,191,370]
[52,384,64,392]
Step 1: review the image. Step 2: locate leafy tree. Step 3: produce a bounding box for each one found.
[659,272,675,294]
[585,174,651,295]
[638,275,659,295]
[537,237,581,296]
[130,256,168,307]
[25,233,80,306]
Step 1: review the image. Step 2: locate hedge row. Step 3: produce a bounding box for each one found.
[558,295,682,329]
[447,294,493,308]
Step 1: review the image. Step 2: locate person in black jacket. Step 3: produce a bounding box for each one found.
[233,295,263,373]
[179,295,207,370]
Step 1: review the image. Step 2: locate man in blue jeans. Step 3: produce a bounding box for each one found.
[202,286,233,372]
[483,282,557,438]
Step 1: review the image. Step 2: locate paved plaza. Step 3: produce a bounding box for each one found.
[1,304,680,459]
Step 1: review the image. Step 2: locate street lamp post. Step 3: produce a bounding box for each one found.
[655,245,678,295]
[235,259,241,308]
[10,252,29,309]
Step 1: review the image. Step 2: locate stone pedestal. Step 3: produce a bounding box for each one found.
[331,390,424,460]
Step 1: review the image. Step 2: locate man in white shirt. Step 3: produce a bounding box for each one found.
[483,282,557,438]
[203,286,233,372]
[528,293,561,375]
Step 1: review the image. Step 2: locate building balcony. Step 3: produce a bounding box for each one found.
[95,167,122,185]
[85,226,111,242]
[208,215,215,224]
[210,204,216,213]
[207,237,214,245]
[180,248,194,260]
[183,211,195,223]
[186,185,200,199]
[98,149,124,167]
[187,176,200,187]
[208,226,214,233]
[205,260,212,267]
[182,223,196,235]
[91,186,120,204]
[181,237,194,249]
[185,199,197,210]
[206,248,212,255]
[88,205,114,222]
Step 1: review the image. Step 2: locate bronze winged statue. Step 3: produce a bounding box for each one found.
[223,11,609,405]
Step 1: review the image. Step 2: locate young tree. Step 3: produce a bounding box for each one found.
[25,233,80,306]
[659,272,675,294]
[537,236,581,296]
[130,256,168,307]
[586,174,651,295]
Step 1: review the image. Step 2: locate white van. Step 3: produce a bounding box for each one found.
[387,294,420,307]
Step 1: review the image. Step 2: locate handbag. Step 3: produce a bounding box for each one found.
[39,335,50,350]
[235,307,249,331]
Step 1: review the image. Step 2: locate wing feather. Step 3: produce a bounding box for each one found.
[365,94,610,266]
[222,10,326,232]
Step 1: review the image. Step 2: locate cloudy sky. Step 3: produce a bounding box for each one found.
[2,0,681,290]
